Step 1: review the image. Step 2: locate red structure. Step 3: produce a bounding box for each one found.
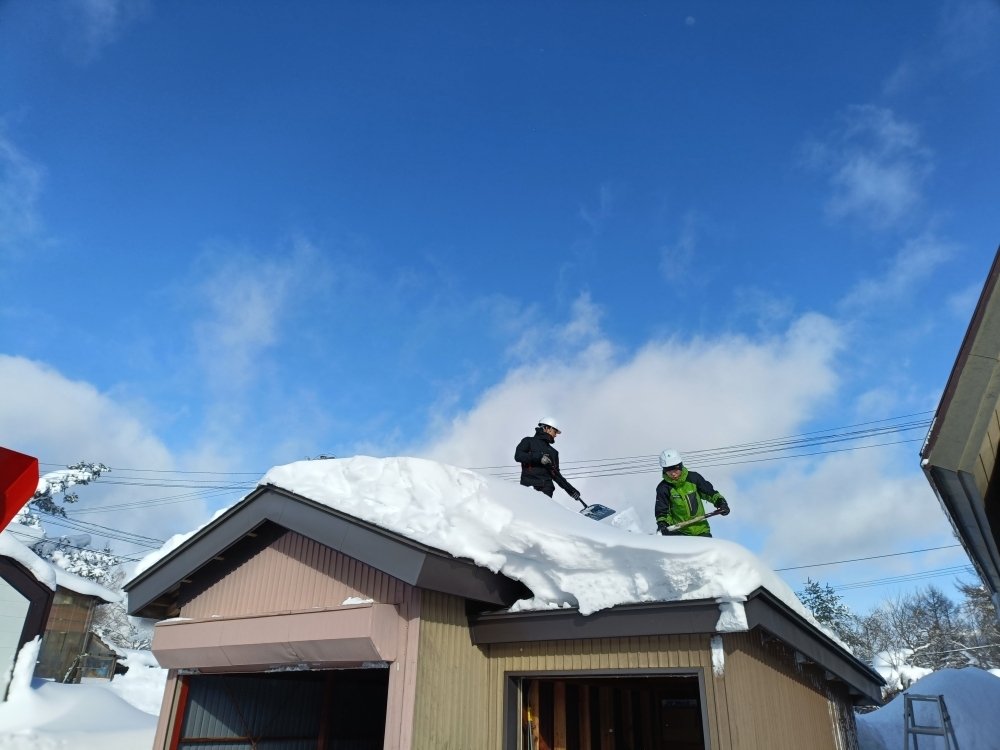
[0,446,39,530]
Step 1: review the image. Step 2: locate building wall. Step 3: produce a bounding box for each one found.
[411,589,492,750]
[971,403,1000,498]
[0,577,30,694]
[410,592,858,750]
[35,588,97,681]
[722,631,858,750]
[179,530,409,618]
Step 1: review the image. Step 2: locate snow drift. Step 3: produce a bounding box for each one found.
[857,667,1000,750]
[0,529,120,602]
[138,456,825,629]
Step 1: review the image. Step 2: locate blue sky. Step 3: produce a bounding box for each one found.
[1,0,999,612]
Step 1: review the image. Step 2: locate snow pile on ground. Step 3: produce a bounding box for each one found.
[871,650,934,692]
[101,649,167,716]
[0,643,156,750]
[134,456,824,628]
[857,667,1000,750]
[0,530,119,602]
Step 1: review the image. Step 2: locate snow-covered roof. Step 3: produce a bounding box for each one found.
[0,530,121,603]
[135,456,819,625]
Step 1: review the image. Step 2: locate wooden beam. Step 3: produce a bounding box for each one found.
[553,682,567,750]
[599,687,614,750]
[529,680,542,750]
[639,691,653,750]
[579,685,592,750]
[621,690,634,750]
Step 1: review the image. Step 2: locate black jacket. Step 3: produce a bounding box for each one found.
[514,428,580,498]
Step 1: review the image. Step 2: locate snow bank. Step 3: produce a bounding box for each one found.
[857,667,1000,750]
[230,456,821,624]
[101,650,167,715]
[0,676,157,750]
[0,530,120,603]
[130,503,236,580]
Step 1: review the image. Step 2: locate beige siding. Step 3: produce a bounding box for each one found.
[410,603,859,750]
[975,405,1000,497]
[411,591,491,750]
[722,631,857,750]
[180,530,409,618]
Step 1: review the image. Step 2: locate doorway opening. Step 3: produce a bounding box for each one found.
[519,674,705,750]
[172,668,389,750]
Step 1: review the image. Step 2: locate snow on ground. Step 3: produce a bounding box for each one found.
[102,649,167,716]
[138,457,832,632]
[0,642,156,750]
[857,667,1000,750]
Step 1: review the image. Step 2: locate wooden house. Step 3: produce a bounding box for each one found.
[126,482,883,750]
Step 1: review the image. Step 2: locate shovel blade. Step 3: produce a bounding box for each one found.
[580,503,616,521]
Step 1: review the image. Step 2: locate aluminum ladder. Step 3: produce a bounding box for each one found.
[903,693,958,749]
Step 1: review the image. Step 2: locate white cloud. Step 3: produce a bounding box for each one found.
[61,0,150,64]
[660,211,697,281]
[0,131,45,258]
[742,447,951,569]
[840,234,956,312]
[418,310,843,530]
[885,0,1000,94]
[685,16,696,26]
[0,355,207,547]
[947,282,982,319]
[804,106,932,229]
[192,241,320,391]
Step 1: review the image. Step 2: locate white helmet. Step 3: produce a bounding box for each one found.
[538,417,561,433]
[659,449,683,469]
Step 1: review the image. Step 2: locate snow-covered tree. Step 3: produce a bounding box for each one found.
[32,534,122,586]
[799,579,856,638]
[28,462,110,518]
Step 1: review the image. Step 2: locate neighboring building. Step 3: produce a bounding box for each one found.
[126,481,884,750]
[0,528,121,695]
[922,245,1000,619]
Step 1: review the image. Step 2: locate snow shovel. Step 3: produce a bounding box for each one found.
[665,508,725,533]
[576,497,616,521]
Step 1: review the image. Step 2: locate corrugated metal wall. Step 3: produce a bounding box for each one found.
[180,531,409,619]
[720,631,858,750]
[411,597,859,750]
[410,590,491,750]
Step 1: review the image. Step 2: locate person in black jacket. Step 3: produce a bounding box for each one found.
[514,417,582,502]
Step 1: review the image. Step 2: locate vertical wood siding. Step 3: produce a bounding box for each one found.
[179,531,409,618]
[721,631,858,750]
[973,404,1000,497]
[411,591,491,750]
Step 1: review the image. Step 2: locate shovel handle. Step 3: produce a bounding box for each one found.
[666,509,725,532]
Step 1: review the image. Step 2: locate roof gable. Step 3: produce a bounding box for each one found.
[124,485,530,618]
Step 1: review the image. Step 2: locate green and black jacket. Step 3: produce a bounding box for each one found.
[654,467,726,537]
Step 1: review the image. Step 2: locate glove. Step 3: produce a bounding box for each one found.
[657,522,671,535]
[540,454,552,466]
[715,498,730,516]
[569,489,581,501]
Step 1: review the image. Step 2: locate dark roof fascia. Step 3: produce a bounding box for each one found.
[470,599,722,644]
[922,244,1000,460]
[124,484,529,616]
[469,587,884,705]
[0,556,54,671]
[744,587,884,705]
[924,465,1000,596]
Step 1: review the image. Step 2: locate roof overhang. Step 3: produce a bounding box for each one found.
[469,587,885,705]
[124,484,531,618]
[922,245,1000,607]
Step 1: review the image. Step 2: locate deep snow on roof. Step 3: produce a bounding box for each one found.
[0,529,121,603]
[240,456,819,625]
[134,456,834,636]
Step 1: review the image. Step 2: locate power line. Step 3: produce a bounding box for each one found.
[832,565,975,591]
[774,545,964,572]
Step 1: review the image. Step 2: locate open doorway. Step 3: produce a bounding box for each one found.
[518,674,706,750]
[172,668,389,750]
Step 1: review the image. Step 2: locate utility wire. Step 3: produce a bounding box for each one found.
[774,545,964,572]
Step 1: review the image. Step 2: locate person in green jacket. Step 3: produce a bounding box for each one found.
[654,449,730,537]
